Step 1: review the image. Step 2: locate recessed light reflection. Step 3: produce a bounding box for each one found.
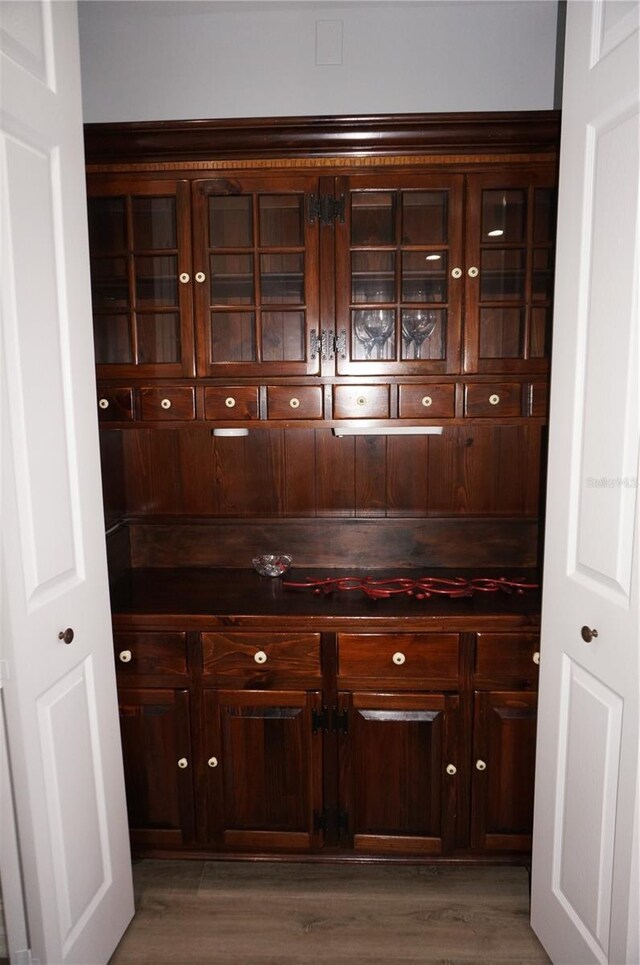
[487,229,504,237]
[425,254,441,261]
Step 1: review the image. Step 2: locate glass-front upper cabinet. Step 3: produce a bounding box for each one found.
[334,174,464,375]
[87,179,195,377]
[192,176,321,376]
[463,169,557,374]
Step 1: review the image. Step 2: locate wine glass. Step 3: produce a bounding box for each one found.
[363,308,394,359]
[402,309,437,359]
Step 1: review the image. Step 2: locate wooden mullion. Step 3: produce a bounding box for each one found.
[125,195,139,366]
[252,191,263,365]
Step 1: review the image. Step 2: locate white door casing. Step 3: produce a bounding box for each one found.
[1,2,134,962]
[531,2,639,964]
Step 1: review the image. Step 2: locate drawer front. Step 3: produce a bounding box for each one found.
[398,383,455,419]
[474,633,540,688]
[529,381,549,418]
[140,387,196,420]
[338,633,460,687]
[114,632,188,676]
[333,385,390,419]
[464,383,522,417]
[205,386,259,421]
[266,386,323,420]
[97,388,134,422]
[202,632,322,681]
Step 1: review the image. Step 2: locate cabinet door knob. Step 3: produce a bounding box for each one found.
[225,397,236,408]
[177,758,189,769]
[467,266,479,278]
[421,396,433,408]
[489,394,500,405]
[98,398,109,410]
[118,650,132,663]
[58,627,74,644]
[451,267,462,279]
[392,652,406,665]
[446,763,457,776]
[356,396,368,407]
[179,272,190,284]
[160,398,172,410]
[289,397,300,409]
[532,651,540,665]
[208,756,219,768]
[195,271,206,283]
[254,650,268,664]
[475,759,487,771]
[581,626,599,643]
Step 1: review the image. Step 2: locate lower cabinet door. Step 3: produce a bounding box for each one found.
[203,689,324,851]
[471,690,537,851]
[338,691,459,855]
[118,688,195,848]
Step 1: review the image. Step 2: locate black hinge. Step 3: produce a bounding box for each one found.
[332,708,349,734]
[311,706,330,733]
[314,808,349,833]
[338,809,349,832]
[312,706,348,733]
[308,193,346,226]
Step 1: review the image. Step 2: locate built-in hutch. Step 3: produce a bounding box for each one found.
[85,111,559,861]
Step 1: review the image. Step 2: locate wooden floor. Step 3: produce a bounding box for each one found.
[109,860,551,965]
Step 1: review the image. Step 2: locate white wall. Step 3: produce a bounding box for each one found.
[78,0,559,122]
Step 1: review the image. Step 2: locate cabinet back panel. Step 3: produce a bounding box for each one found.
[119,426,541,519]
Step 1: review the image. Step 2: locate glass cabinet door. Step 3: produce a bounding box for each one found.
[335,174,463,375]
[87,179,194,377]
[193,176,321,376]
[463,169,557,374]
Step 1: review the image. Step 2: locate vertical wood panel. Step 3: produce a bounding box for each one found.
[315,430,356,517]
[355,436,387,517]
[427,428,465,514]
[284,429,316,515]
[178,429,217,515]
[386,436,429,516]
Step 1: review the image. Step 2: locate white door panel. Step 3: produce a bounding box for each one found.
[531,2,639,963]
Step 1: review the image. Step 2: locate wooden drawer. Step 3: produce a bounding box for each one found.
[398,383,455,418]
[202,632,322,683]
[333,385,390,419]
[97,388,134,422]
[529,381,549,418]
[266,386,323,420]
[204,386,259,421]
[474,633,540,689]
[337,633,460,689]
[464,383,522,417]
[114,632,188,677]
[139,386,196,420]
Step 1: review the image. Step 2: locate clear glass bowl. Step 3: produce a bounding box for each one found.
[252,554,292,577]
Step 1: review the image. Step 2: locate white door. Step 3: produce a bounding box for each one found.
[531,2,639,964]
[0,2,134,962]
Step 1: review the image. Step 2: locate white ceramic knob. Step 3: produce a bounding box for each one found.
[118,650,132,663]
[98,398,109,410]
[489,394,500,406]
[225,397,236,408]
[446,764,457,776]
[177,758,188,769]
[421,396,433,408]
[392,652,406,666]
[289,397,300,409]
[451,267,462,279]
[208,756,218,768]
[533,651,540,665]
[195,271,206,283]
[356,396,367,407]
[161,398,172,409]
[476,759,487,771]
[254,650,268,664]
[179,272,190,283]
[467,266,479,278]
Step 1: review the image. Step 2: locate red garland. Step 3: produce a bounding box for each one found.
[282,575,538,601]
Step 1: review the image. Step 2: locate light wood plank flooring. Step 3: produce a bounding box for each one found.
[109,861,550,965]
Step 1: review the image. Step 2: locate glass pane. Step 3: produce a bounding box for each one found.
[352,308,396,360]
[132,197,176,249]
[480,249,526,300]
[401,308,446,361]
[259,195,303,247]
[351,192,396,246]
[211,253,254,304]
[479,307,524,358]
[402,251,448,303]
[90,257,128,309]
[531,307,551,358]
[351,251,395,303]
[137,313,181,364]
[135,256,178,306]
[93,314,132,364]
[533,248,554,300]
[260,253,304,304]
[261,311,305,361]
[211,311,256,362]
[87,197,126,252]
[481,190,526,242]
[402,191,447,245]
[534,188,557,243]
[209,196,253,248]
